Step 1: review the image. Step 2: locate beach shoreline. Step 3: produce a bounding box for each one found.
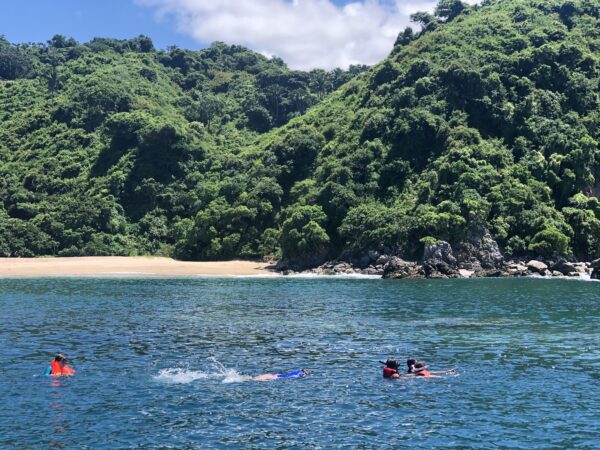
[0,257,279,278]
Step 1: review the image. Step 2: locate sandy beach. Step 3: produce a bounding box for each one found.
[0,257,278,277]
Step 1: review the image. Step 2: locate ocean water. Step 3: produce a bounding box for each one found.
[0,277,598,448]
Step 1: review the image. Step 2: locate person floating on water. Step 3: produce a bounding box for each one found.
[381,357,456,379]
[253,369,311,381]
[381,358,401,378]
[411,359,457,378]
[44,354,75,376]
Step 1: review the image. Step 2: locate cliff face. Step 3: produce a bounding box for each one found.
[1,0,599,264]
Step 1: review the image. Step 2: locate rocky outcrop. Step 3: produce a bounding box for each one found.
[526,260,548,275]
[382,257,423,279]
[423,241,456,265]
[422,241,461,278]
[455,230,504,273]
[591,258,600,280]
[280,238,598,280]
[551,259,577,276]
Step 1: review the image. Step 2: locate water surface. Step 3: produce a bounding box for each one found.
[0,277,598,448]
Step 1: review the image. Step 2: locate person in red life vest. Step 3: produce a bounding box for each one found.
[381,358,401,378]
[44,354,75,376]
[413,360,457,378]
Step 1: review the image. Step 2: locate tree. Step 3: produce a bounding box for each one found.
[435,0,468,22]
[280,205,330,260]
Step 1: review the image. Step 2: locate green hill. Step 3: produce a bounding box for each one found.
[1,0,599,265]
[0,36,364,257]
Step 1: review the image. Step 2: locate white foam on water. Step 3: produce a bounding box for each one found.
[285,273,381,280]
[154,357,253,384]
[153,367,217,384]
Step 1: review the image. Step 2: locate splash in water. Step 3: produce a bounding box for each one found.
[153,357,252,384]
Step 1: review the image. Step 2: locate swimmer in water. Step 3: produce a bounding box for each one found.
[412,360,457,378]
[381,358,401,378]
[253,369,311,381]
[44,353,75,376]
[406,358,417,374]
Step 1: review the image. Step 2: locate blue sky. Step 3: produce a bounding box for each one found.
[0,0,199,49]
[0,0,457,69]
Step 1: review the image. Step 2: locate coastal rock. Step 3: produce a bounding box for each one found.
[361,266,382,276]
[591,259,600,280]
[422,241,461,278]
[423,260,461,278]
[375,254,391,266]
[507,262,528,275]
[382,257,424,279]
[423,241,457,266]
[551,259,576,276]
[527,260,548,274]
[456,230,504,271]
[474,269,506,278]
[479,232,504,269]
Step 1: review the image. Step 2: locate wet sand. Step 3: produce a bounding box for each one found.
[0,257,278,277]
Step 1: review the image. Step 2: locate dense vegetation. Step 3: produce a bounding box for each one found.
[1,0,599,265]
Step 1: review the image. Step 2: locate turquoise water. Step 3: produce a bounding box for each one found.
[0,277,598,448]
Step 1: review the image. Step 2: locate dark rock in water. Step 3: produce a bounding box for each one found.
[551,259,577,275]
[423,260,461,278]
[527,260,548,274]
[591,259,600,279]
[382,257,424,279]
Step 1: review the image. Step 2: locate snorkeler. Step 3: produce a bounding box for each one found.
[380,358,401,378]
[253,369,311,381]
[412,360,457,378]
[406,358,416,374]
[44,354,75,376]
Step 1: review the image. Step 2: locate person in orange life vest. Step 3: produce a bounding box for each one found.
[413,361,457,378]
[44,354,75,376]
[381,358,401,378]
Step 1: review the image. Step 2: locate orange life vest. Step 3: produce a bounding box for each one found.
[50,360,75,376]
[383,367,398,378]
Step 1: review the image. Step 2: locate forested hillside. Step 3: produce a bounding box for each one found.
[1,0,599,266]
[0,35,365,257]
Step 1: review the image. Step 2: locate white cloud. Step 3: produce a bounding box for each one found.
[137,0,479,70]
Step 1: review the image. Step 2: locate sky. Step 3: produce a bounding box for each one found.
[0,0,478,70]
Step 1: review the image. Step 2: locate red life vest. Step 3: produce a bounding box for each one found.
[383,367,398,378]
[50,360,75,376]
[415,369,431,377]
